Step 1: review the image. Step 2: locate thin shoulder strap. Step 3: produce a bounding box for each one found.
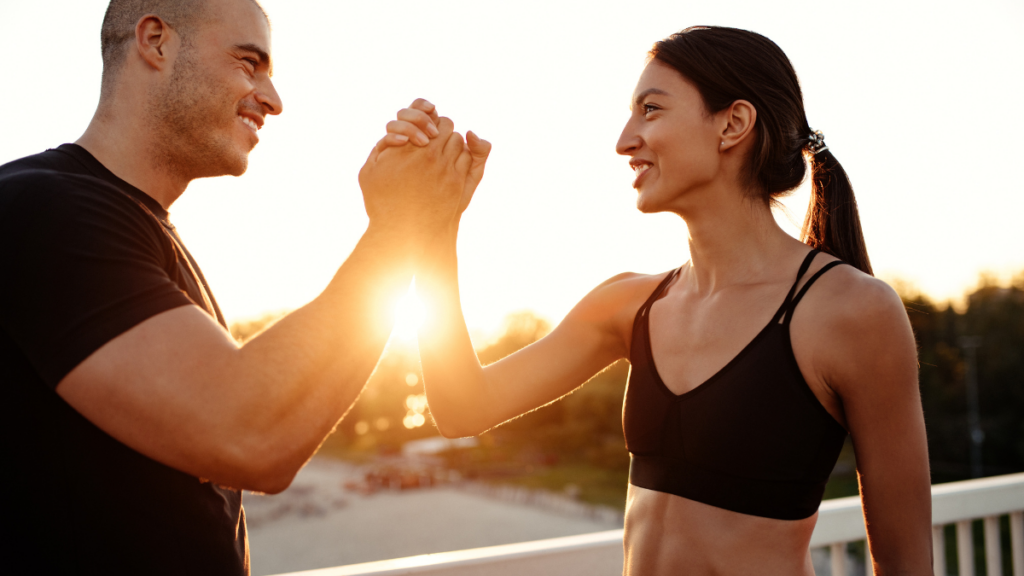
[783,260,851,326]
[770,249,821,324]
[793,249,822,285]
[638,268,680,317]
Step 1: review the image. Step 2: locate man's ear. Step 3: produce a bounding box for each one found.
[719,100,757,152]
[134,15,178,71]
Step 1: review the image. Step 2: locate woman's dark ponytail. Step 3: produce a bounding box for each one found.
[803,150,873,275]
[650,27,874,275]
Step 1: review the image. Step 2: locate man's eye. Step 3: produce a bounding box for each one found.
[243,58,258,70]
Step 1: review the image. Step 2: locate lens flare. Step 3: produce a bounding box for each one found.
[393,284,426,341]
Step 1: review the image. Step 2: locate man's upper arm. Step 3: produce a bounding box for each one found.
[56,305,261,487]
[0,171,194,386]
[0,172,263,482]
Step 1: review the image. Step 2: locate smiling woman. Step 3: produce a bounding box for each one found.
[379,25,932,576]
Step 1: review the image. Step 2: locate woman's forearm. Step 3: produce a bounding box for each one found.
[416,225,495,437]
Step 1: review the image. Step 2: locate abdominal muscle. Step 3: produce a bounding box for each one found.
[623,484,818,576]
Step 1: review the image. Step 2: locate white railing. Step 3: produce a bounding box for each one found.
[272,473,1024,576]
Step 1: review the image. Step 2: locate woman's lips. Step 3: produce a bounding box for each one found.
[633,163,652,189]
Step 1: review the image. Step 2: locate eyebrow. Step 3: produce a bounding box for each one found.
[234,43,274,77]
[632,88,670,108]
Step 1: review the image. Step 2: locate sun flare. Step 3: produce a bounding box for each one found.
[392,283,427,342]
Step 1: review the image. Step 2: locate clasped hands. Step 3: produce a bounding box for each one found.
[358,99,491,240]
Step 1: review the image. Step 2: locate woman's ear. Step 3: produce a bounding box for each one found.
[719,100,757,152]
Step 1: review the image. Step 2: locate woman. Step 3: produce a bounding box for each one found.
[375,26,931,574]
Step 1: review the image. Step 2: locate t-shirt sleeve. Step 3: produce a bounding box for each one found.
[0,171,195,387]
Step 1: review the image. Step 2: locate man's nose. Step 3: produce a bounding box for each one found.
[256,78,283,116]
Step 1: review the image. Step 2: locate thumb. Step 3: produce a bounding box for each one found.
[467,130,492,162]
[465,130,491,186]
[457,131,492,214]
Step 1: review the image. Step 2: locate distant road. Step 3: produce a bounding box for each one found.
[246,457,621,576]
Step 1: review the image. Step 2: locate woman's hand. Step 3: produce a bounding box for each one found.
[376,99,492,217]
[377,98,441,149]
[359,116,472,239]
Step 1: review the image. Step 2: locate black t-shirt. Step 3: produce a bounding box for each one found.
[0,144,248,575]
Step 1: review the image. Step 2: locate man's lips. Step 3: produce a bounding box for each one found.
[240,116,259,131]
[239,114,262,132]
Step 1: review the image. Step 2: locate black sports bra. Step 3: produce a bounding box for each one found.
[623,249,849,520]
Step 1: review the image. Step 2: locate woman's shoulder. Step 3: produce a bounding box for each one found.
[792,256,915,380]
[801,259,907,330]
[586,270,676,308]
[791,255,920,406]
[564,269,677,340]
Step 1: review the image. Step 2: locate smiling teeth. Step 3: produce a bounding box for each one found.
[634,164,651,176]
[241,117,258,131]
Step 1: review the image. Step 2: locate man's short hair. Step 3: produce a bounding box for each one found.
[101,0,206,81]
[99,0,267,92]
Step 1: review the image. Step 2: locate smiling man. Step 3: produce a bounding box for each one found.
[0,0,486,573]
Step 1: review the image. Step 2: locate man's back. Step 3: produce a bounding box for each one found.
[0,146,248,575]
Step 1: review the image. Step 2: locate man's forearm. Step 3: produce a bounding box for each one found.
[231,223,419,487]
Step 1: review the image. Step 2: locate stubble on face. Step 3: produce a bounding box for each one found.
[147,36,251,182]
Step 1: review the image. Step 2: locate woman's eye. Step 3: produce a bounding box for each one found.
[642,104,659,115]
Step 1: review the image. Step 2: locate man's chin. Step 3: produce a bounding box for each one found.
[194,154,248,180]
[216,147,250,177]
[227,156,249,177]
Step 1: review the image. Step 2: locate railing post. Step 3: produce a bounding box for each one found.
[1011,511,1023,576]
[831,542,847,576]
[984,516,1002,576]
[933,525,946,576]
[958,520,976,576]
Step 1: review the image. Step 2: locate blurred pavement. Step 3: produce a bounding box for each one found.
[246,457,622,576]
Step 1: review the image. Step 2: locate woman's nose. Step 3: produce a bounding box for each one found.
[616,120,641,156]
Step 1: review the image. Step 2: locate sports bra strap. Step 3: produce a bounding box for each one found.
[793,249,822,283]
[639,268,681,317]
[770,249,821,324]
[783,260,850,326]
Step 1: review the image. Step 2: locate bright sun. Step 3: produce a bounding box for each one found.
[392,283,427,342]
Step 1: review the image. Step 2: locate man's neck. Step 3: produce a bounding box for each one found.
[75,109,189,210]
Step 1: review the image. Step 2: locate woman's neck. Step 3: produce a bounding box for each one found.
[680,192,799,296]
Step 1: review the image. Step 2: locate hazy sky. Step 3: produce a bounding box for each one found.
[2,0,1022,334]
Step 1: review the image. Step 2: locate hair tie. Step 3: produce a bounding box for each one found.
[807,129,829,155]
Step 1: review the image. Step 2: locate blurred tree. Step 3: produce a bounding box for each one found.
[903,276,1024,481]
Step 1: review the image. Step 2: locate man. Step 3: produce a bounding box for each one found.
[0,0,489,573]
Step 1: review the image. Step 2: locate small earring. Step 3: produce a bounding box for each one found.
[720,141,725,148]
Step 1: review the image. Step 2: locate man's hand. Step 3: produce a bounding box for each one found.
[359,114,471,238]
[373,99,492,218]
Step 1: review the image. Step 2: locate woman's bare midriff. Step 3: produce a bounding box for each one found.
[623,484,818,576]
